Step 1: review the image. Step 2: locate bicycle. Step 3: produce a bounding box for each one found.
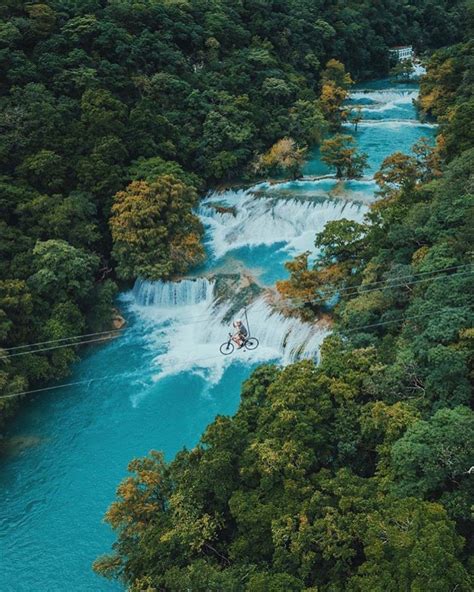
[219,333,259,355]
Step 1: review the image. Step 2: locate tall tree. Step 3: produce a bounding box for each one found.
[110,175,204,280]
[321,134,368,178]
[254,138,307,179]
[319,59,353,129]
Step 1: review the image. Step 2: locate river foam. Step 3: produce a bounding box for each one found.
[127,277,329,406]
[198,189,367,259]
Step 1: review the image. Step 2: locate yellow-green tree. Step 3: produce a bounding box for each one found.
[321,134,367,178]
[253,138,307,179]
[277,251,346,317]
[110,175,204,280]
[374,140,441,197]
[374,152,420,196]
[319,59,353,129]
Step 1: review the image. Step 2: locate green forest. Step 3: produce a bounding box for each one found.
[94,29,474,592]
[0,0,473,590]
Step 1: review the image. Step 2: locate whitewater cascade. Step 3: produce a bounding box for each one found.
[198,189,368,259]
[353,119,436,128]
[351,88,418,108]
[129,277,329,399]
[134,277,213,307]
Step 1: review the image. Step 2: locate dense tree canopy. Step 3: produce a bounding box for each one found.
[320,134,368,178]
[110,176,204,280]
[253,138,307,179]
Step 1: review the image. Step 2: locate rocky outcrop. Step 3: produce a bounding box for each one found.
[204,202,237,217]
[112,308,126,331]
[213,272,263,322]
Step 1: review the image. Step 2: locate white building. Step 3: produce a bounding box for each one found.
[389,46,414,62]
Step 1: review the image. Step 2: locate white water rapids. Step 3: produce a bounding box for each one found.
[198,188,367,258]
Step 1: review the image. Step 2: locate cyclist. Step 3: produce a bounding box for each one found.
[232,319,248,348]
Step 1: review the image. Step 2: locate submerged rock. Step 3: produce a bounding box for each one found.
[0,435,43,457]
[112,308,126,330]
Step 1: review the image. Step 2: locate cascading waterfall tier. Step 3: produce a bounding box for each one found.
[348,88,420,121]
[350,89,418,104]
[198,190,367,259]
[133,277,214,308]
[351,119,436,128]
[129,282,329,395]
[129,82,435,386]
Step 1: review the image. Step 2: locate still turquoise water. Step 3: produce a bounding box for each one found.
[0,81,435,591]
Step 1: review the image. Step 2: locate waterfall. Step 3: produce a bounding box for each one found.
[128,284,328,398]
[350,89,418,104]
[352,119,436,129]
[133,277,214,307]
[128,81,428,395]
[349,89,419,120]
[259,178,378,205]
[242,297,329,365]
[199,191,367,259]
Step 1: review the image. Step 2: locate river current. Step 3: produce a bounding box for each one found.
[0,80,435,591]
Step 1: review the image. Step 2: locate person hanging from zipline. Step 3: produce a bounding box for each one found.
[232,319,248,348]
[220,310,259,355]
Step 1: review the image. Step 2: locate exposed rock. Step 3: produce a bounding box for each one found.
[111,308,126,331]
[205,202,237,217]
[213,272,263,322]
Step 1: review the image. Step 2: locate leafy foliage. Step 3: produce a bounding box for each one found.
[110,176,204,280]
[253,138,307,179]
[319,59,353,129]
[320,134,368,178]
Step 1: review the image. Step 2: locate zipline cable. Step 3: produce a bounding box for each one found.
[1,335,121,359]
[3,329,123,352]
[0,350,251,400]
[1,267,472,361]
[0,315,218,357]
[286,268,474,307]
[332,264,473,295]
[2,264,471,356]
[0,309,457,401]
[339,310,446,334]
[0,313,210,353]
[293,263,473,297]
[0,316,223,361]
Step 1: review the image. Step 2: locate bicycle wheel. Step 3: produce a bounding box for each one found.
[220,341,234,355]
[245,337,259,350]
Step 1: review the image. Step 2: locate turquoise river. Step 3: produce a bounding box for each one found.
[0,80,436,591]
